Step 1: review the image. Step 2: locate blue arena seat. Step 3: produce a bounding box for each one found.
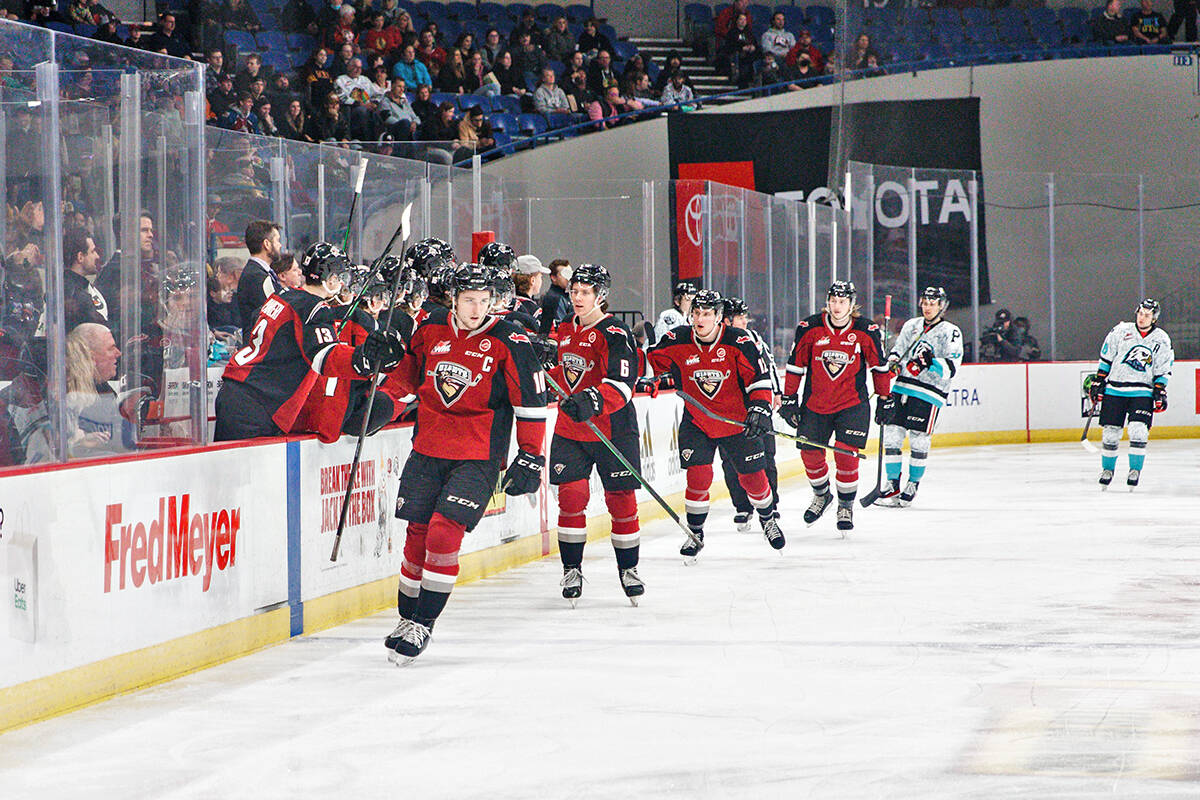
[684,3,712,23]
[256,31,289,52]
[518,112,548,136]
[479,1,508,20]
[288,33,317,52]
[457,94,485,111]
[431,91,460,107]
[804,6,834,29]
[565,4,591,23]
[487,111,518,133]
[536,3,564,21]
[261,50,292,73]
[447,1,478,19]
[612,40,638,61]
[227,31,259,54]
[488,94,522,115]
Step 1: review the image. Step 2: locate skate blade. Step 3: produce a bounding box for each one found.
[736,524,752,534]
[1128,484,1138,492]
[628,596,639,607]
[387,649,417,668]
[682,555,698,566]
[566,598,578,609]
[1100,483,1110,492]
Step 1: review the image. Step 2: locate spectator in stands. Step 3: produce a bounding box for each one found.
[123,23,147,49]
[205,48,229,86]
[622,53,647,81]
[544,15,576,63]
[393,11,419,51]
[534,66,573,117]
[281,0,318,35]
[378,76,420,140]
[654,51,690,93]
[789,50,820,86]
[627,70,661,108]
[1093,0,1133,43]
[847,33,880,71]
[66,0,93,25]
[411,82,438,130]
[392,43,432,88]
[719,12,759,88]
[267,72,298,114]
[465,51,500,96]
[586,48,617,96]
[96,211,156,327]
[455,32,477,63]
[222,0,262,34]
[63,322,136,458]
[437,48,470,93]
[326,3,359,50]
[146,12,190,58]
[481,27,506,66]
[1132,0,1172,42]
[1167,0,1197,40]
[317,0,345,35]
[714,0,751,50]
[378,0,401,26]
[247,76,268,106]
[335,56,378,139]
[254,98,279,136]
[207,259,240,332]
[208,72,237,118]
[235,219,282,339]
[279,98,313,141]
[512,31,548,83]
[422,100,460,161]
[307,91,351,144]
[538,258,572,335]
[456,105,495,157]
[1006,317,1041,361]
[757,51,794,89]
[235,53,268,94]
[220,91,262,133]
[785,28,825,74]
[93,13,123,44]
[509,7,544,48]
[362,12,401,58]
[63,227,107,331]
[271,252,303,290]
[660,70,695,107]
[330,42,356,77]
[761,11,796,59]
[565,50,586,78]
[301,48,333,106]
[564,66,593,110]
[588,83,628,129]
[417,27,448,78]
[578,18,614,61]
[491,50,528,99]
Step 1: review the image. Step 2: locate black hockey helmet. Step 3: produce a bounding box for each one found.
[691,288,724,317]
[344,264,373,297]
[426,263,457,304]
[673,281,697,300]
[493,269,516,308]
[477,241,517,271]
[827,280,856,300]
[994,308,1012,323]
[722,295,748,319]
[402,237,455,277]
[452,263,496,297]
[300,241,352,286]
[402,272,427,306]
[569,263,612,299]
[1137,298,1161,321]
[376,253,404,285]
[920,285,948,310]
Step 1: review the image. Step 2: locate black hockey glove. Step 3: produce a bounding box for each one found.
[353,329,405,376]
[503,449,544,496]
[634,375,659,398]
[559,386,604,422]
[875,394,895,425]
[1153,383,1167,412]
[778,395,802,430]
[531,335,558,370]
[905,342,934,376]
[1086,373,1107,404]
[742,401,773,439]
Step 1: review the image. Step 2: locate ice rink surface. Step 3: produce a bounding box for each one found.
[4,440,1200,799]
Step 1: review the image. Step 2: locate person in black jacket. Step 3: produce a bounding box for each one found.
[537,258,572,336]
[63,227,108,332]
[235,219,282,341]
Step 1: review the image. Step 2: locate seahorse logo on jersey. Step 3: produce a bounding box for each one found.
[433,361,481,407]
[1121,344,1153,372]
[693,369,729,400]
[561,352,594,391]
[820,349,851,379]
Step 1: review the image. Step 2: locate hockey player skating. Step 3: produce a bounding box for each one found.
[1088,298,1173,489]
[877,286,963,507]
[646,289,784,562]
[214,242,405,441]
[384,264,547,663]
[652,281,696,343]
[718,297,780,531]
[780,281,891,533]
[544,264,644,606]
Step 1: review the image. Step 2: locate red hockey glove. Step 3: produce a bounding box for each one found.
[1153,383,1167,412]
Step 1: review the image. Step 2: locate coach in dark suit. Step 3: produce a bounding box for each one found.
[236,219,284,341]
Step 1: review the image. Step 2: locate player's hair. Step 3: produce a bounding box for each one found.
[244,219,279,255]
[270,252,296,277]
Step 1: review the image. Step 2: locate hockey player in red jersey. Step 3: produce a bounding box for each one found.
[543,264,644,606]
[780,281,892,533]
[214,242,405,441]
[403,237,456,325]
[384,263,548,663]
[646,289,784,562]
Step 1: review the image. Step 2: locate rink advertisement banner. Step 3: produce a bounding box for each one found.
[0,444,290,690]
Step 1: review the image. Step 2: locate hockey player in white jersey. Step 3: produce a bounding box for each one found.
[877,286,963,506]
[653,282,696,343]
[1087,299,1173,489]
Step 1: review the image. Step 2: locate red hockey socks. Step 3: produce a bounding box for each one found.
[415,512,467,625]
[604,489,640,570]
[737,469,773,519]
[801,448,830,495]
[833,446,860,502]
[557,479,589,568]
[398,521,428,618]
[685,464,714,531]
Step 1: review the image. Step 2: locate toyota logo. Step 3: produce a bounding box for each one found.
[685,193,705,246]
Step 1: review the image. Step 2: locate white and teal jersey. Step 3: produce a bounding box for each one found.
[1097,321,1172,398]
[888,316,964,408]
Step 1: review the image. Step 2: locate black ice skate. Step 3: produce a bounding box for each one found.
[1127,469,1140,489]
[898,481,919,507]
[1099,468,1113,489]
[384,618,412,652]
[619,567,644,606]
[389,621,432,665]
[804,491,833,526]
[733,511,753,533]
[876,479,902,507]
[680,529,705,565]
[760,514,785,550]
[561,566,584,608]
[836,500,854,535]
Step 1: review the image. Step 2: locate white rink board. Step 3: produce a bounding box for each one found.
[0,444,290,690]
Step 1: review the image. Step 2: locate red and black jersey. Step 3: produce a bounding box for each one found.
[648,323,772,439]
[392,313,547,463]
[221,289,363,434]
[514,294,540,323]
[497,306,538,333]
[549,313,638,441]
[414,298,449,326]
[785,312,891,414]
[295,303,379,444]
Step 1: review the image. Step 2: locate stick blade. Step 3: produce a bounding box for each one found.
[859,489,882,508]
[1080,438,1100,454]
[399,201,413,244]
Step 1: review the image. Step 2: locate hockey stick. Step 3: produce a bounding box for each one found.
[334,201,413,337]
[545,373,701,547]
[670,387,867,460]
[340,158,368,253]
[860,295,893,508]
[1080,403,1100,453]
[330,203,414,563]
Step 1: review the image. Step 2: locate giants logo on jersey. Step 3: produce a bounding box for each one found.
[433,361,481,407]
[693,369,729,400]
[820,349,852,379]
[1121,345,1153,372]
[561,352,594,390]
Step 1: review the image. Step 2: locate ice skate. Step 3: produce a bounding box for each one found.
[619,567,644,606]
[1127,469,1140,490]
[1098,468,1113,489]
[875,479,902,507]
[836,501,854,536]
[560,566,584,608]
[760,514,786,550]
[804,491,834,526]
[384,618,412,652]
[680,529,704,565]
[388,622,431,666]
[733,511,753,533]
[897,481,919,507]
